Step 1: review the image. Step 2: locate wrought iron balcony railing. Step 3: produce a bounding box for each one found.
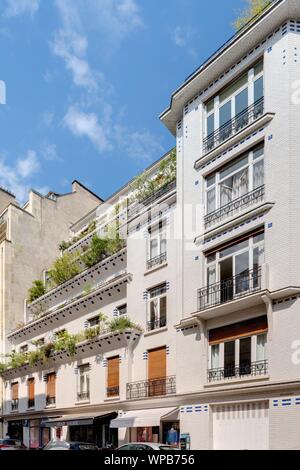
[128,179,176,218]
[77,391,90,402]
[147,317,167,332]
[126,376,176,400]
[204,185,265,229]
[208,360,268,382]
[46,395,56,406]
[147,252,167,270]
[198,267,262,311]
[106,386,120,398]
[11,399,19,411]
[203,97,264,154]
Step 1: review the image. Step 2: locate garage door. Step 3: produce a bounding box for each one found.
[213,402,269,450]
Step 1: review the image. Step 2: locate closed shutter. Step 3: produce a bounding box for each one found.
[28,378,35,399]
[107,356,119,388]
[47,373,56,398]
[213,402,269,450]
[12,382,19,400]
[148,347,166,380]
[209,316,268,345]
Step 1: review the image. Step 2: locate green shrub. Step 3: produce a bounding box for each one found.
[234,0,271,31]
[28,349,44,367]
[108,316,142,333]
[28,280,46,303]
[0,362,7,374]
[48,252,81,286]
[53,331,77,356]
[8,351,28,369]
[81,236,110,268]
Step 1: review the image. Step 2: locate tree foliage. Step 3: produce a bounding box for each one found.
[48,252,81,286]
[234,0,271,31]
[28,280,46,303]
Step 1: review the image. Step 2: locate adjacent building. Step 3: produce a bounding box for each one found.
[1,0,300,450]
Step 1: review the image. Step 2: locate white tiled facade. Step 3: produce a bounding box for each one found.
[2,0,300,450]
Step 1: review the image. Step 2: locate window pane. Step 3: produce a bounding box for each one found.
[150,238,158,259]
[253,144,264,160]
[239,337,252,375]
[150,299,158,322]
[235,251,250,294]
[219,101,231,126]
[160,296,167,326]
[219,73,248,104]
[211,344,220,369]
[253,160,264,189]
[254,60,263,76]
[253,233,264,245]
[220,240,249,259]
[220,168,249,206]
[207,188,216,214]
[206,174,216,188]
[207,113,214,136]
[256,334,267,361]
[254,76,264,102]
[207,265,216,286]
[235,87,248,115]
[224,341,235,377]
[219,155,248,180]
[206,99,214,113]
[253,245,265,268]
[160,235,167,255]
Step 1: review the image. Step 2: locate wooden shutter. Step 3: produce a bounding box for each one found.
[28,378,35,400]
[148,347,167,380]
[12,382,19,400]
[209,316,268,345]
[107,356,119,388]
[47,373,56,398]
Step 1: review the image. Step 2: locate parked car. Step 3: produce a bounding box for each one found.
[0,439,26,450]
[43,440,100,451]
[117,442,177,451]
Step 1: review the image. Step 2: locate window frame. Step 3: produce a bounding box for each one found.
[147,284,167,330]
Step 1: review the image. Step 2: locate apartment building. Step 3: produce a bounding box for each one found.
[1,0,300,450]
[0,182,102,437]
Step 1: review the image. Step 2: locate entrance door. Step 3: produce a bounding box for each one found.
[213,402,269,450]
[148,347,167,397]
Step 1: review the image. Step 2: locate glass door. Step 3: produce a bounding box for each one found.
[234,251,250,295]
[219,257,233,303]
[239,337,252,375]
[235,87,249,131]
[224,341,235,378]
[219,101,232,142]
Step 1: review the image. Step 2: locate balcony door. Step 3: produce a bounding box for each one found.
[219,242,250,302]
[148,346,166,397]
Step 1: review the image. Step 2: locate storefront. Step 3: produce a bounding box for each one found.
[110,408,180,447]
[7,420,24,442]
[45,412,118,448]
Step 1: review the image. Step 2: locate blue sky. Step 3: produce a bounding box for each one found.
[0,0,244,203]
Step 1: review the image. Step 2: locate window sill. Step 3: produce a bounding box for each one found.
[144,326,168,337]
[104,396,120,402]
[204,375,269,388]
[144,262,168,276]
[75,400,90,406]
[45,404,56,409]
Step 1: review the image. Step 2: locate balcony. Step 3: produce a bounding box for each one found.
[147,252,167,270]
[208,360,268,382]
[46,396,56,407]
[204,185,265,230]
[11,399,19,411]
[203,98,264,155]
[106,386,120,398]
[126,376,176,400]
[198,267,262,312]
[77,391,90,402]
[147,317,167,332]
[128,179,176,219]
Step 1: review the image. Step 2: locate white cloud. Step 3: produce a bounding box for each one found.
[42,111,55,127]
[0,150,40,202]
[114,126,164,162]
[64,106,111,153]
[3,0,40,18]
[171,25,197,57]
[41,142,60,161]
[17,150,40,178]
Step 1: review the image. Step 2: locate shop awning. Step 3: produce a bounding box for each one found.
[110,408,178,429]
[44,411,116,428]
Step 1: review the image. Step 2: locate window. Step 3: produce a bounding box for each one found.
[116,304,127,317]
[87,315,101,328]
[34,338,45,349]
[147,222,167,269]
[19,345,28,354]
[107,356,120,398]
[205,144,264,216]
[28,378,35,409]
[148,284,167,331]
[205,231,264,302]
[77,365,90,402]
[208,317,268,381]
[204,60,264,151]
[46,373,56,406]
[11,383,19,411]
